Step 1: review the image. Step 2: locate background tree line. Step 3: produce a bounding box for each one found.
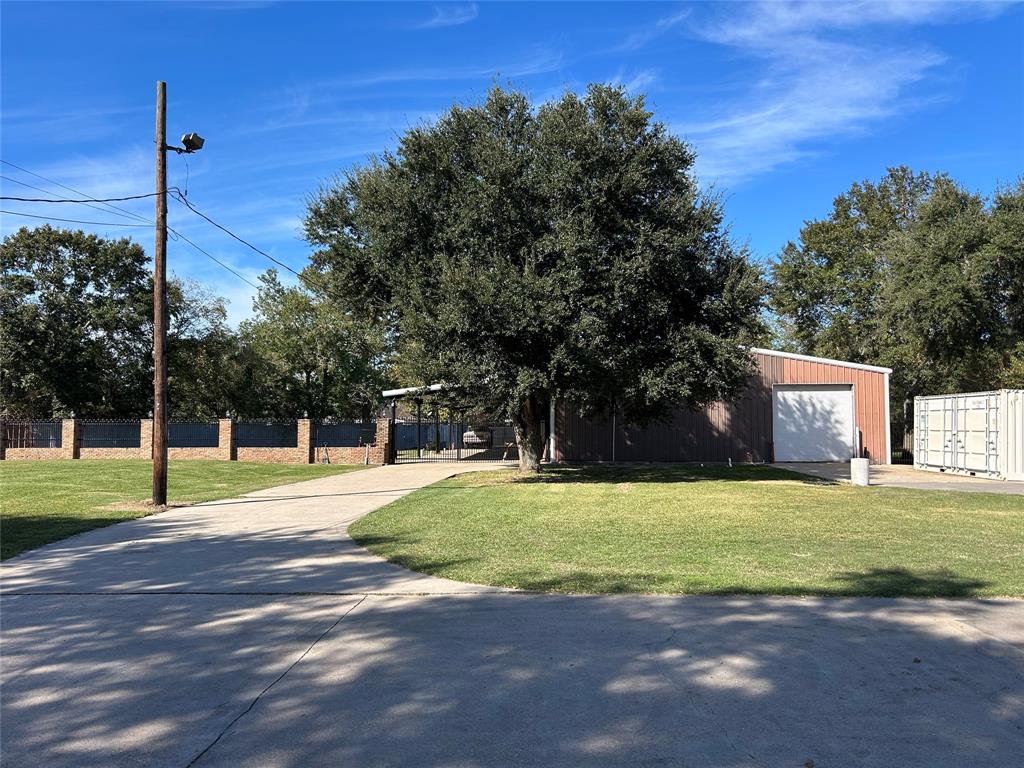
[0,226,385,420]
[771,166,1024,434]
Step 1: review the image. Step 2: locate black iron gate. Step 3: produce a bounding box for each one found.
[391,404,524,464]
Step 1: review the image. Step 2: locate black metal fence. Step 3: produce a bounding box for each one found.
[2,421,62,448]
[394,416,520,464]
[313,421,375,447]
[891,428,914,464]
[236,421,298,448]
[168,422,220,448]
[79,421,141,448]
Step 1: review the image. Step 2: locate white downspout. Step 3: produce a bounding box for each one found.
[548,398,556,463]
[884,371,892,464]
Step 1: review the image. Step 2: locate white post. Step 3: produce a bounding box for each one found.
[851,457,870,486]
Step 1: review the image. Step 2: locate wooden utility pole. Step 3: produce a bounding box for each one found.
[152,80,168,507]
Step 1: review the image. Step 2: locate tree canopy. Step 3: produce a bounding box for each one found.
[305,85,766,469]
[239,269,386,420]
[771,168,1024,429]
[1,226,151,417]
[0,226,383,421]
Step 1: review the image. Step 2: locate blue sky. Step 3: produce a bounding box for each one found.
[2,1,1022,325]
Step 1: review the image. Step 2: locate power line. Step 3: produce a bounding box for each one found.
[0,162,257,291]
[2,161,303,298]
[1,190,173,204]
[166,226,262,290]
[0,209,152,227]
[169,191,348,304]
[2,208,259,290]
[0,174,147,222]
[169,190,305,278]
[0,159,151,223]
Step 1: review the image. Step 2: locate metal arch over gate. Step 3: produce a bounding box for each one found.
[382,384,525,464]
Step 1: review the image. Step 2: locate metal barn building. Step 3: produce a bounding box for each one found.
[552,348,892,465]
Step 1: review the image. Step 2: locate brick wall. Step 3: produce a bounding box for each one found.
[167,447,225,460]
[235,447,310,464]
[3,447,68,461]
[1,417,388,465]
[79,420,152,459]
[313,445,372,464]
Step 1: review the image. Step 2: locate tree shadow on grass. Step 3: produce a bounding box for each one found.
[476,568,992,599]
[501,463,833,486]
[1,514,147,561]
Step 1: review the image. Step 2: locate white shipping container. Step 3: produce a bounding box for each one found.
[914,390,1024,481]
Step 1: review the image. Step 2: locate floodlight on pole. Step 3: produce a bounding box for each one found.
[166,132,206,155]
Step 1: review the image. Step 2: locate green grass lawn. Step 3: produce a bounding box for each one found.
[0,459,364,560]
[350,464,1024,597]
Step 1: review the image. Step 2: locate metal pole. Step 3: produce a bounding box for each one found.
[416,399,422,459]
[152,80,169,507]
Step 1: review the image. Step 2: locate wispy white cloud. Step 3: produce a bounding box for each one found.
[329,46,563,88]
[411,3,479,30]
[2,104,149,145]
[614,8,690,52]
[611,68,659,95]
[671,1,1012,185]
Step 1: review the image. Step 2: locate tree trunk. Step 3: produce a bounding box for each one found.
[513,394,546,472]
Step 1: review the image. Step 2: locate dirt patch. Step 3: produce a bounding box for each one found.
[97,500,186,513]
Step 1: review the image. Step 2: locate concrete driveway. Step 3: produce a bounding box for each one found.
[775,462,1024,494]
[2,463,1022,767]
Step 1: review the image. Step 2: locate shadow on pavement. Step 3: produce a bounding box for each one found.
[1,591,1020,767]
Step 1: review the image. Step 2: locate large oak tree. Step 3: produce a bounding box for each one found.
[305,85,765,470]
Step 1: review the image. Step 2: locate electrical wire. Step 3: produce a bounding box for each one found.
[0,160,320,298]
[0,191,175,204]
[1,174,147,222]
[166,226,261,290]
[0,159,151,223]
[1,161,258,291]
[169,190,348,303]
[0,209,152,227]
[169,190,304,278]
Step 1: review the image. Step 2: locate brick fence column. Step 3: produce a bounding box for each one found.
[140,419,153,460]
[219,418,235,461]
[62,418,79,459]
[375,410,393,465]
[297,418,313,464]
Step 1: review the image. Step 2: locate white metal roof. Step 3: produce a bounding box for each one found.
[750,347,892,374]
[381,383,448,398]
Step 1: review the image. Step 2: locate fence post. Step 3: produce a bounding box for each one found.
[0,419,6,460]
[219,418,235,461]
[376,410,394,465]
[297,418,313,464]
[140,419,154,460]
[62,418,79,460]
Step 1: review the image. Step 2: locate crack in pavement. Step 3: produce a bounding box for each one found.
[185,595,368,767]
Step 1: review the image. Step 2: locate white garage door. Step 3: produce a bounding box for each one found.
[773,385,855,462]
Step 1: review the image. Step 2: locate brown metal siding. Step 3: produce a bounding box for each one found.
[556,351,889,464]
